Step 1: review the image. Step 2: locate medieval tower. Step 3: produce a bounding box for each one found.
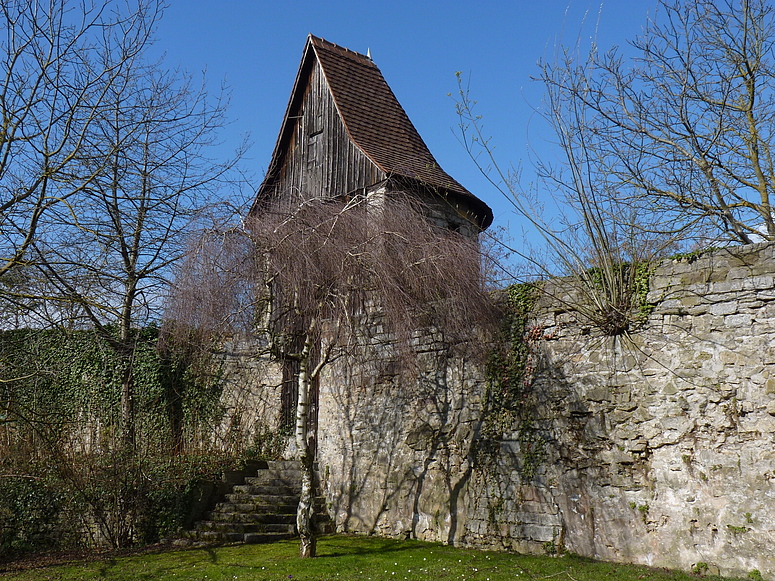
[251,34,492,238]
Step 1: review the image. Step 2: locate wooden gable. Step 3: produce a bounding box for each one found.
[253,35,493,230]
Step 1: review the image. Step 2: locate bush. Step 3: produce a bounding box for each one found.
[0,451,240,559]
[136,453,238,543]
[63,451,239,548]
[0,327,254,557]
[0,470,77,560]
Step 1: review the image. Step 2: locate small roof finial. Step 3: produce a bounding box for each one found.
[366,47,372,60]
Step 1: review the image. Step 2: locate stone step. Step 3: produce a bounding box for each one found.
[204,511,296,524]
[223,494,328,507]
[197,512,332,528]
[225,492,300,504]
[181,460,330,546]
[182,529,298,545]
[196,521,295,534]
[250,475,321,489]
[184,513,332,544]
[232,484,300,496]
[214,502,298,514]
[222,494,328,508]
[244,475,301,487]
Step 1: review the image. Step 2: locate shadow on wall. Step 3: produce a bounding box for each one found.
[317,333,487,545]
[314,296,674,555]
[222,243,775,580]
[478,245,775,579]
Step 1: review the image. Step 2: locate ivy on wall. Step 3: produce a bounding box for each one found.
[479,284,546,480]
[0,326,225,452]
[0,326,242,557]
[485,284,537,412]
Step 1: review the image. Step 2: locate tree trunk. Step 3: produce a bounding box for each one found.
[119,350,136,451]
[295,332,316,558]
[118,290,137,452]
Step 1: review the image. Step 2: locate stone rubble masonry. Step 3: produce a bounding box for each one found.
[215,336,284,450]
[223,242,775,580]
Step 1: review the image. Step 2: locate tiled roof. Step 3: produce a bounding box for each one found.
[257,35,493,229]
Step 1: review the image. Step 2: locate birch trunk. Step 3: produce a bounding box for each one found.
[295,330,316,558]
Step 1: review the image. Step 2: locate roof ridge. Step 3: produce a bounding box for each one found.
[308,34,376,68]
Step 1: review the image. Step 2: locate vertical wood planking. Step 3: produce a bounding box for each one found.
[272,60,384,202]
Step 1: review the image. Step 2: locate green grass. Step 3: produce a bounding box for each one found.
[0,535,743,581]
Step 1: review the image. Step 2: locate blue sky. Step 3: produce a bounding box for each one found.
[151,0,658,233]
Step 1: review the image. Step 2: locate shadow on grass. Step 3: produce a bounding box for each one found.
[96,558,117,576]
[316,538,423,559]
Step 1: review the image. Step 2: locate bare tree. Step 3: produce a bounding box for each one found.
[457,55,670,338]
[22,52,243,450]
[458,2,775,335]
[168,192,497,557]
[0,0,160,283]
[455,2,772,335]
[538,0,775,245]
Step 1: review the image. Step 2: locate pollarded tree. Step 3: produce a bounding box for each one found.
[167,192,497,558]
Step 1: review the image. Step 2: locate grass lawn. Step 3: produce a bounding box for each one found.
[0,535,744,581]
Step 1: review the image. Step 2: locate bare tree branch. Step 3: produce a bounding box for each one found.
[3,6,247,449]
[539,0,775,244]
[166,192,499,557]
[0,1,161,281]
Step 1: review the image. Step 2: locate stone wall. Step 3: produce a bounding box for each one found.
[315,328,486,542]
[214,337,284,452]
[461,241,775,578]
[311,242,775,580]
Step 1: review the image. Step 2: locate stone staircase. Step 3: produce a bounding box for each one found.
[182,459,332,545]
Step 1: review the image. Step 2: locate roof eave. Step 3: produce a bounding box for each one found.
[388,176,494,230]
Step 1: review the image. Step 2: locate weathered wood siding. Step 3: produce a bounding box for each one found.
[271,60,384,202]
